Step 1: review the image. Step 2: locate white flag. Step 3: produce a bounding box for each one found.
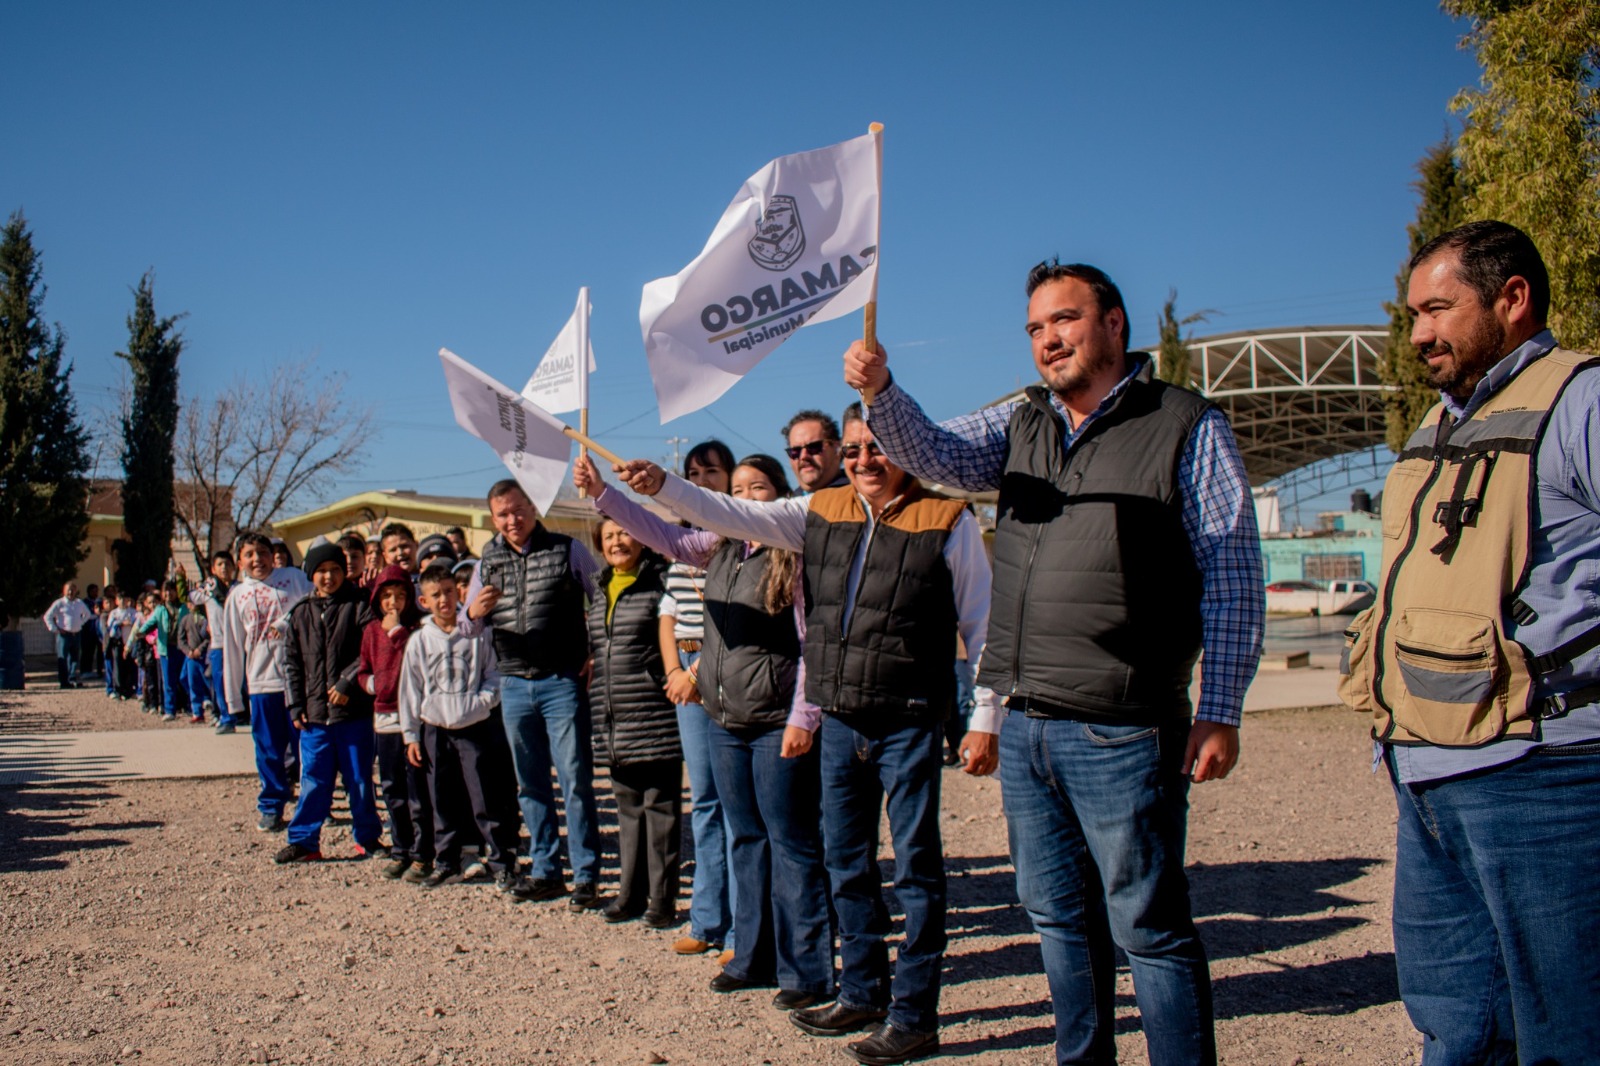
[640,131,880,422]
[439,348,572,517]
[522,288,596,415]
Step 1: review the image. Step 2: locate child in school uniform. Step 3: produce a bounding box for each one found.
[397,565,525,894]
[357,563,435,881]
[275,542,382,863]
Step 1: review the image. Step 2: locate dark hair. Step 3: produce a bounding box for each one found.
[272,541,295,564]
[445,526,465,538]
[85,584,99,597]
[339,533,366,554]
[210,550,234,565]
[842,401,864,429]
[781,409,840,442]
[161,580,179,595]
[102,584,118,599]
[731,453,797,613]
[684,438,736,479]
[236,531,274,554]
[1024,259,1130,348]
[1410,219,1550,325]
[418,564,455,591]
[486,479,530,507]
[380,522,416,544]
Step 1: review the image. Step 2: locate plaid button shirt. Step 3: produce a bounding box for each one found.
[867,358,1263,726]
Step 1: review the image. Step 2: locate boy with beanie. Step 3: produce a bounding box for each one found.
[276,541,382,863]
[223,531,300,833]
[358,563,435,881]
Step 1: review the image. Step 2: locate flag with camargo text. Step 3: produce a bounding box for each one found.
[522,288,596,415]
[640,132,880,422]
[439,348,571,517]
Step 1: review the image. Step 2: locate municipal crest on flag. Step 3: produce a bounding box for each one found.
[748,195,805,271]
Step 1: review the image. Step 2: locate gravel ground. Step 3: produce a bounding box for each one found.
[0,684,1419,1065]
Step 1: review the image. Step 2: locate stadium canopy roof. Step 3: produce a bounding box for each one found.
[964,325,1393,488]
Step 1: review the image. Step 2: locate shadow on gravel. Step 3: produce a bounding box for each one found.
[0,781,161,873]
[1213,952,1400,1017]
[1189,857,1384,918]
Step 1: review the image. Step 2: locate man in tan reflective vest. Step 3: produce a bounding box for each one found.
[1340,220,1600,1064]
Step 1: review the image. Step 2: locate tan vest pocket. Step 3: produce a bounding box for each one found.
[1388,608,1521,746]
[1337,607,1377,716]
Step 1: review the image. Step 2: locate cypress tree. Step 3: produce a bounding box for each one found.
[0,211,91,625]
[1154,289,1210,387]
[116,273,185,589]
[1379,138,1468,452]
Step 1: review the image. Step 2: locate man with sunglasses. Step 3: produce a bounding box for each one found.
[844,260,1262,1065]
[616,402,999,1066]
[782,409,848,495]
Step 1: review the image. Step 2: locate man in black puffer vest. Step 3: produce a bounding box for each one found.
[465,479,602,908]
[847,260,1264,1065]
[619,403,1001,1066]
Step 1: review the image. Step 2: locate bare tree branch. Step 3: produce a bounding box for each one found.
[173,359,373,571]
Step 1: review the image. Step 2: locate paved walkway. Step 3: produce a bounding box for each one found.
[0,728,257,786]
[0,657,1344,787]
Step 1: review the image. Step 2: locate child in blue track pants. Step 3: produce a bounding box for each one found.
[222,532,301,832]
[276,541,382,863]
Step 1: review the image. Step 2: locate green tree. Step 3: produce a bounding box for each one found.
[0,211,91,625]
[1380,137,1469,452]
[116,272,185,589]
[1154,289,1211,386]
[1446,0,1600,350]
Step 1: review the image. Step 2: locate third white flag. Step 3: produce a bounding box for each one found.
[640,131,880,422]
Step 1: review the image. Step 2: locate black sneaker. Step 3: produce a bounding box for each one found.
[381,858,411,880]
[568,881,600,911]
[273,843,321,864]
[495,869,521,895]
[257,813,287,833]
[420,866,460,890]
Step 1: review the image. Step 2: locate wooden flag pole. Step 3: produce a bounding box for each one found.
[576,287,591,497]
[563,425,625,467]
[860,121,884,407]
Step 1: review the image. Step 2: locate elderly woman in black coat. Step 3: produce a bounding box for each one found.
[587,518,683,927]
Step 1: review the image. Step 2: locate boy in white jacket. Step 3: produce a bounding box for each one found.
[223,531,298,832]
[398,565,525,894]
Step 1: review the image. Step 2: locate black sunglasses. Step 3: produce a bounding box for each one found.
[785,440,832,460]
[841,442,884,460]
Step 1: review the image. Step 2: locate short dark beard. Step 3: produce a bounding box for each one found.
[1420,312,1507,401]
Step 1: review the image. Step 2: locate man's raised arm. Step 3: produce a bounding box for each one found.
[844,340,1014,492]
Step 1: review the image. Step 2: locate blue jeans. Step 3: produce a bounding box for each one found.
[208,649,230,721]
[180,655,212,714]
[499,673,600,882]
[250,692,297,817]
[678,650,735,948]
[819,715,946,1034]
[288,719,382,850]
[708,720,831,994]
[1389,741,1600,1065]
[54,631,81,687]
[1001,713,1213,1066]
[159,653,186,716]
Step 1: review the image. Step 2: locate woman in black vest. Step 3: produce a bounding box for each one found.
[586,520,682,926]
[575,453,833,1010]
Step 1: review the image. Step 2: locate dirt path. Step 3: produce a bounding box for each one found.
[1,689,1417,1065]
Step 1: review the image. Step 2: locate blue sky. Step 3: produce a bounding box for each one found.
[4,2,1479,519]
